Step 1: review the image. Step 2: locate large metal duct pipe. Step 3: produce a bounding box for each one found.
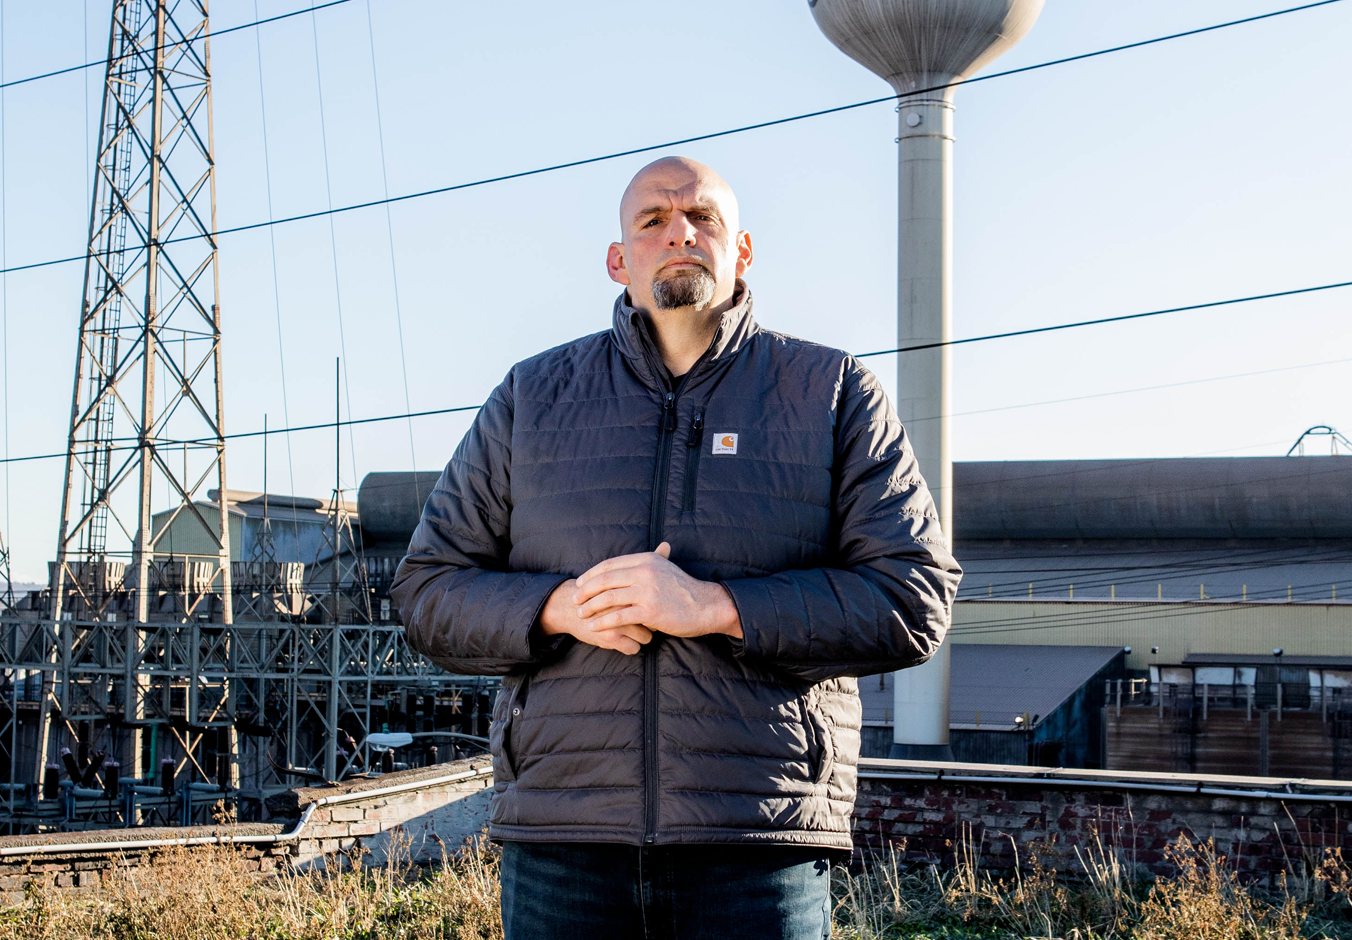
[358,471,442,545]
[809,0,1043,759]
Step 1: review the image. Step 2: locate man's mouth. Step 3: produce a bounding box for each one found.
[660,259,708,273]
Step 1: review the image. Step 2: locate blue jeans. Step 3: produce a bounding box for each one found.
[499,841,834,940]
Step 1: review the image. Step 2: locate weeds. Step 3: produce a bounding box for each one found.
[0,836,502,940]
[0,827,1348,939]
[834,829,1352,940]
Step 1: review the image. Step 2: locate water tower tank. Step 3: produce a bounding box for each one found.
[809,0,1043,759]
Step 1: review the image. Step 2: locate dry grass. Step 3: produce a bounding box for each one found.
[0,830,1347,939]
[0,837,502,940]
[833,829,1352,940]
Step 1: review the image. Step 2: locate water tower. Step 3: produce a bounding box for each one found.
[810,0,1043,758]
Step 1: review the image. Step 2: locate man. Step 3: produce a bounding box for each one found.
[393,156,961,939]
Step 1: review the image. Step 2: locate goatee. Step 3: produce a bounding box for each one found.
[651,268,716,310]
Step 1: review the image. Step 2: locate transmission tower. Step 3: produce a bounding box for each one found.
[51,0,232,625]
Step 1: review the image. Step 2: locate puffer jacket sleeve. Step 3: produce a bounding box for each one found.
[391,370,568,676]
[721,358,962,682]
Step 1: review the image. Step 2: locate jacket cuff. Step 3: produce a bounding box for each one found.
[521,574,571,663]
[719,578,780,663]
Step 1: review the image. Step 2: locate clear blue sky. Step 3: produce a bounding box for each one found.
[0,0,1348,581]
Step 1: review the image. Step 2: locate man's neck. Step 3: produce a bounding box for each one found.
[638,289,740,377]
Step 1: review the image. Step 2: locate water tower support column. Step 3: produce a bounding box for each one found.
[808,0,1044,760]
[890,92,954,760]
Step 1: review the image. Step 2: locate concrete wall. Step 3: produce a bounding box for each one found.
[0,759,492,902]
[266,761,494,866]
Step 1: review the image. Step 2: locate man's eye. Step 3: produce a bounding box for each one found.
[644,219,662,227]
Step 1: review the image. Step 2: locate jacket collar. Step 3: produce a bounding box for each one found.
[611,279,759,387]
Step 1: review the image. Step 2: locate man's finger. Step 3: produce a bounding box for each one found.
[581,623,652,653]
[610,636,640,656]
[576,551,653,588]
[573,569,646,606]
[583,605,648,633]
[655,541,671,559]
[576,586,639,619]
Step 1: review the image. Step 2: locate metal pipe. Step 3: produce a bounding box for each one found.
[0,765,491,857]
[856,767,1352,803]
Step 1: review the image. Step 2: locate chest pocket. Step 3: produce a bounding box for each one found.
[682,407,706,513]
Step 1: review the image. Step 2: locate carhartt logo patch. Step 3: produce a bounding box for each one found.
[712,433,738,455]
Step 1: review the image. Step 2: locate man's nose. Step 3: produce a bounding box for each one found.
[666,213,698,248]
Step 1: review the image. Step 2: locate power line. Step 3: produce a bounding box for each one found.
[0,0,352,91]
[0,0,1345,278]
[2,275,1341,470]
[854,280,1352,358]
[947,355,1352,420]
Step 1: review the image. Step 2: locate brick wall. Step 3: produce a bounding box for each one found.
[853,758,1352,885]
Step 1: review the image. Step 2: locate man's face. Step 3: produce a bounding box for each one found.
[607,158,752,313]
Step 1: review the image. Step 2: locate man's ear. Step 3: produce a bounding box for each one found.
[607,242,631,285]
[734,231,753,278]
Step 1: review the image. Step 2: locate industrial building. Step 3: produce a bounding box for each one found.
[852,455,1352,773]
[860,645,1124,765]
[150,490,336,567]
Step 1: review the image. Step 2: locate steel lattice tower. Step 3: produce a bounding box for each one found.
[51,0,232,625]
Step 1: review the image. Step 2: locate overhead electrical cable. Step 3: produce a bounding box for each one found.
[0,292,1343,466]
[945,355,1352,419]
[0,0,1345,278]
[0,0,353,91]
[949,583,1350,638]
[968,548,1352,597]
[253,0,302,549]
[853,281,1352,358]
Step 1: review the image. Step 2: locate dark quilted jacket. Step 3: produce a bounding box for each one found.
[392,283,961,849]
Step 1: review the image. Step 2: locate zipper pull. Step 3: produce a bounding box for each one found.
[663,392,676,431]
[687,407,705,448]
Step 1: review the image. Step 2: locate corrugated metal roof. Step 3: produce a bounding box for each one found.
[954,540,1352,604]
[860,644,1123,733]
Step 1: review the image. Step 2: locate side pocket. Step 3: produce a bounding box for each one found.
[805,690,835,787]
[490,674,530,783]
[682,407,705,512]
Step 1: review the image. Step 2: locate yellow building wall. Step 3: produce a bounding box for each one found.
[951,601,1352,671]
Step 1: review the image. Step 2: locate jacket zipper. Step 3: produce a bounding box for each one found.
[644,388,679,843]
[682,407,705,513]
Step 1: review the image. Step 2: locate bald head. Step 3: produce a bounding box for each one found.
[619,157,740,239]
[607,156,752,317]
